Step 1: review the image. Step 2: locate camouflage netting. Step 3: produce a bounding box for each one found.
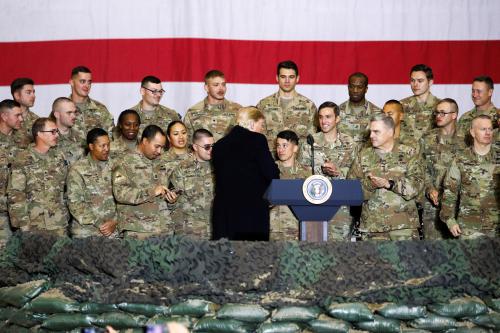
[1,233,500,332]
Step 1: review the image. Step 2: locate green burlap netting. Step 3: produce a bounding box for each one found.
[1,233,499,306]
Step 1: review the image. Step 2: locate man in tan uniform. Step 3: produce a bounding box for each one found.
[184,70,242,142]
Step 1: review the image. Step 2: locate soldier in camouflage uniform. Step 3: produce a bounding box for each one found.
[420,98,462,239]
[69,66,115,136]
[112,125,178,239]
[256,60,317,150]
[50,97,86,165]
[299,102,357,240]
[337,72,381,146]
[457,76,498,146]
[0,100,24,246]
[67,128,119,238]
[347,114,423,241]
[441,115,499,239]
[270,130,310,241]
[11,78,38,148]
[7,118,70,236]
[382,100,422,151]
[400,64,440,140]
[170,129,215,239]
[184,70,242,142]
[129,75,180,137]
[110,109,140,157]
[159,121,192,185]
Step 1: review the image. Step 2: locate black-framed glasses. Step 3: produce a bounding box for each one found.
[142,86,165,95]
[194,143,214,151]
[433,111,456,117]
[39,128,60,135]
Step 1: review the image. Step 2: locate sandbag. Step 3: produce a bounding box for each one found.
[192,317,252,333]
[409,314,458,331]
[78,302,119,314]
[427,298,488,318]
[468,312,500,329]
[0,307,17,321]
[445,328,490,333]
[483,298,500,312]
[168,299,219,317]
[307,314,351,333]
[401,329,432,333]
[7,310,47,328]
[272,306,321,323]
[26,288,79,313]
[355,315,401,333]
[118,302,169,316]
[147,314,195,328]
[0,324,32,332]
[0,280,48,307]
[256,322,301,333]
[326,302,374,322]
[377,303,427,320]
[217,303,269,323]
[41,313,95,331]
[91,311,147,329]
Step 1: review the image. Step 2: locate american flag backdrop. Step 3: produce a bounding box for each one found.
[1,0,499,119]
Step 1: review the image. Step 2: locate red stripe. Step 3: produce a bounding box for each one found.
[1,38,499,85]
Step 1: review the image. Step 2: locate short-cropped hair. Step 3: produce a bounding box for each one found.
[318,101,340,117]
[437,98,459,114]
[204,70,225,83]
[141,124,166,142]
[370,113,395,131]
[0,99,21,114]
[473,75,494,90]
[348,72,368,85]
[141,75,161,86]
[277,60,298,76]
[10,78,34,95]
[32,117,54,139]
[277,130,299,145]
[193,128,213,142]
[71,66,91,78]
[410,64,434,80]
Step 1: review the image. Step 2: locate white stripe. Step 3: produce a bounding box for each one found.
[1,83,497,121]
[1,0,499,42]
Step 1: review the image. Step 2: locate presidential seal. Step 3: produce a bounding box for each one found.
[302,175,333,205]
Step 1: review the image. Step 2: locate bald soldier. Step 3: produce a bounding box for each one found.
[170,129,216,239]
[441,115,499,239]
[11,78,38,147]
[129,75,180,136]
[50,97,86,165]
[270,130,310,240]
[457,76,499,145]
[420,98,462,239]
[69,66,114,135]
[0,100,24,246]
[338,72,381,145]
[184,70,242,142]
[7,118,70,236]
[347,114,423,240]
[400,64,440,139]
[67,128,119,238]
[257,60,317,150]
[112,125,178,239]
[300,102,357,240]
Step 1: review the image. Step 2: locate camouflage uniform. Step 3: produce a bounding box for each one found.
[347,142,423,240]
[337,100,381,145]
[130,101,180,137]
[0,131,21,245]
[12,109,38,148]
[257,92,317,149]
[270,161,310,241]
[67,155,118,237]
[7,145,69,236]
[457,105,498,146]
[300,131,357,240]
[112,150,172,236]
[169,156,215,239]
[158,149,192,186]
[184,98,241,142]
[54,128,86,165]
[400,93,440,139]
[72,96,114,136]
[110,135,138,158]
[420,128,462,239]
[440,146,499,239]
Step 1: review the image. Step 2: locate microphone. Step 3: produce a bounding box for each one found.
[306,134,315,175]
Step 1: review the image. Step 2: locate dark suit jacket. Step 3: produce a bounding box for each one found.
[212,125,280,240]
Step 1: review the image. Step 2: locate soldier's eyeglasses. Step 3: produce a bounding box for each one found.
[142,86,165,95]
[194,143,214,151]
[433,111,455,117]
[39,129,60,135]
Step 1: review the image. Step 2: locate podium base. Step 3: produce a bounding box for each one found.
[300,221,328,241]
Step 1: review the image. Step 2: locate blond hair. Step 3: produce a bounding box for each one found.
[236,106,265,130]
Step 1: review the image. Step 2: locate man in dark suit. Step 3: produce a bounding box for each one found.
[212,106,280,241]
